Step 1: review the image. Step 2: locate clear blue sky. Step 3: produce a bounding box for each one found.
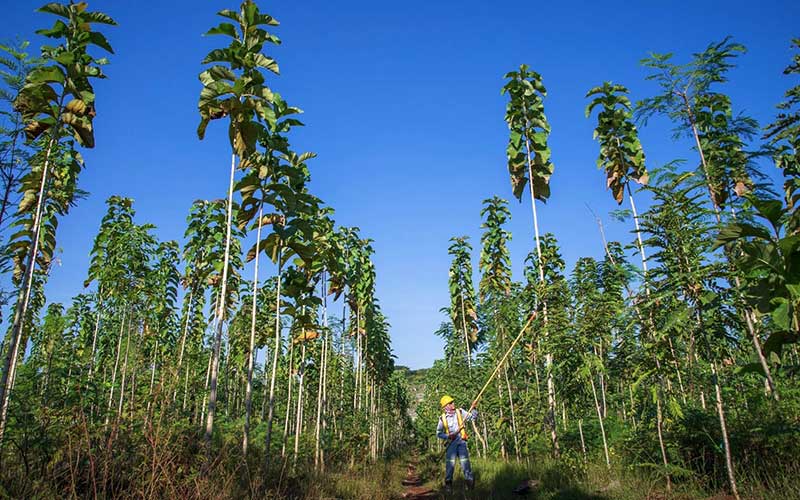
[4,0,799,369]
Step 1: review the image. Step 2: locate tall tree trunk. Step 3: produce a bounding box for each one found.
[532,345,541,399]
[460,290,471,369]
[656,385,671,492]
[260,349,270,420]
[105,311,127,425]
[182,362,190,412]
[711,360,740,500]
[596,344,608,418]
[320,329,329,471]
[578,419,587,459]
[521,106,559,457]
[314,273,328,470]
[282,333,295,458]
[504,365,520,461]
[0,108,63,444]
[174,287,194,402]
[496,381,507,460]
[146,340,158,418]
[470,419,486,459]
[292,341,306,468]
[243,207,263,457]
[0,174,15,230]
[545,351,559,457]
[314,326,326,470]
[590,376,610,468]
[205,151,237,447]
[264,251,283,469]
[200,348,213,427]
[116,329,132,420]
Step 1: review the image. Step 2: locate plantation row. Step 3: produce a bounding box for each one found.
[415,37,800,499]
[0,2,413,497]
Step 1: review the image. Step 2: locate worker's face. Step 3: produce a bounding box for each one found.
[445,402,455,411]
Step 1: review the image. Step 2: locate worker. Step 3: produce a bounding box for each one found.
[436,395,478,491]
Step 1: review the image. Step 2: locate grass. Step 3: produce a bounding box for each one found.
[406,452,798,500]
[267,452,800,499]
[289,458,409,500]
[4,430,799,500]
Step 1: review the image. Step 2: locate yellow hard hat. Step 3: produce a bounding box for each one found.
[440,395,454,408]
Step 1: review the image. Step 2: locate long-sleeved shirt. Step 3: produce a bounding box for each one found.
[436,408,478,442]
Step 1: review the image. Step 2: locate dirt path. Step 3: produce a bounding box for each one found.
[400,455,438,499]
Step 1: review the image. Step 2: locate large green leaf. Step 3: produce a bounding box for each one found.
[205,22,238,38]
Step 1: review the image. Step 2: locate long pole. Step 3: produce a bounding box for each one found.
[442,312,537,455]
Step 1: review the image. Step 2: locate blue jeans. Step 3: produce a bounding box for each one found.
[444,441,473,482]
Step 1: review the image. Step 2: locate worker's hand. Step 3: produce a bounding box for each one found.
[448,432,457,440]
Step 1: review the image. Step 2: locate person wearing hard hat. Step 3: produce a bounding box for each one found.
[436,395,478,491]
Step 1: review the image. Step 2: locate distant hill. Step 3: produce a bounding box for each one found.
[395,365,429,420]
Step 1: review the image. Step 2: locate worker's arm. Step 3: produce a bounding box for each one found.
[462,408,478,422]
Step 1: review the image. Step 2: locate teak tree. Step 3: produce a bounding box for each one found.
[196,0,281,446]
[0,1,115,445]
[502,64,559,457]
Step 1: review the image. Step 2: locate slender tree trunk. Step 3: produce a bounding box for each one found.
[264,250,283,469]
[590,377,610,468]
[260,348,270,420]
[314,325,326,469]
[481,418,490,455]
[710,360,739,500]
[146,340,158,418]
[205,151,237,447]
[504,365,520,461]
[320,329,329,471]
[545,351,559,457]
[182,362,190,412]
[314,273,328,470]
[470,419,486,458]
[243,207,264,457]
[532,346,541,399]
[0,106,65,444]
[460,290,471,369]
[200,355,211,426]
[656,386,671,492]
[520,105,559,457]
[174,288,194,402]
[596,344,608,418]
[0,176,14,229]
[223,332,231,418]
[116,329,132,419]
[496,381,507,460]
[576,419,587,461]
[282,333,295,458]
[105,311,127,425]
[533,244,559,458]
[292,341,306,468]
